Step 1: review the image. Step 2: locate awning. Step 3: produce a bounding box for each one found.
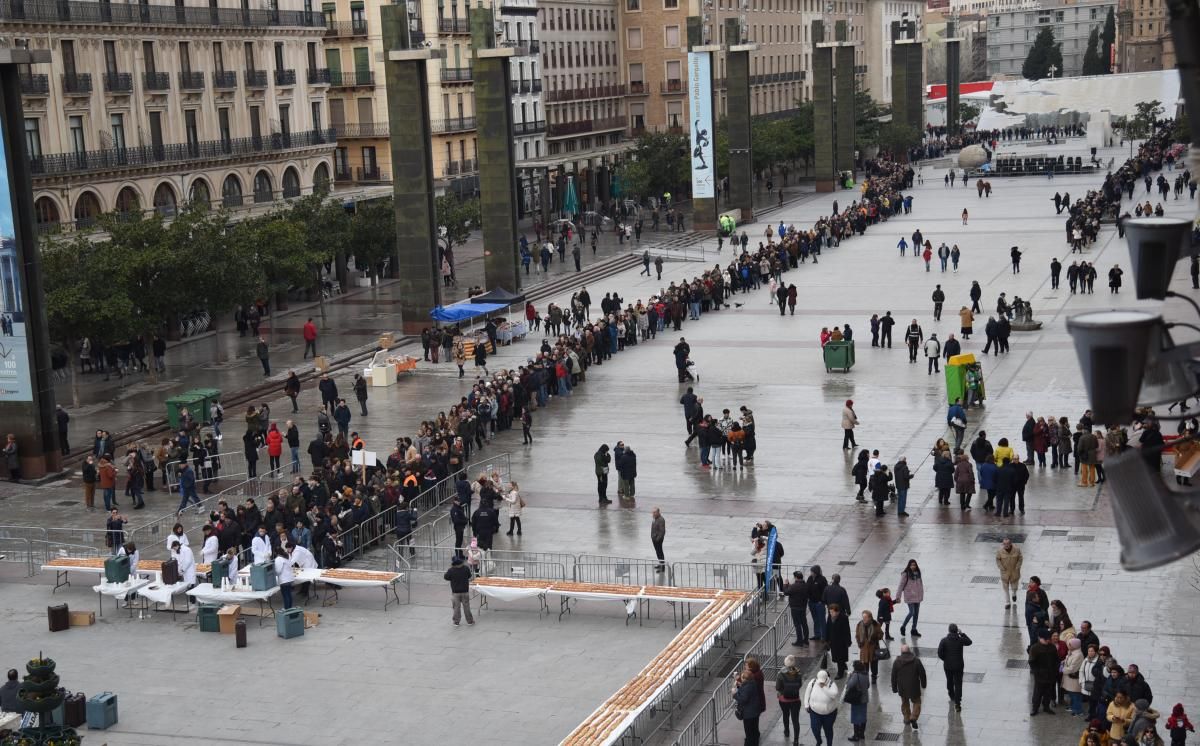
[429,302,507,322]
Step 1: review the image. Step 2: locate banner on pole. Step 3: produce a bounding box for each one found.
[688,52,715,199]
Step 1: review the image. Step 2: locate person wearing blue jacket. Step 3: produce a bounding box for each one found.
[947,399,968,450]
[176,463,201,514]
[978,455,999,512]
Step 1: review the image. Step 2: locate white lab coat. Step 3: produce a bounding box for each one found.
[224,554,239,585]
[167,531,190,550]
[251,534,272,565]
[117,546,140,575]
[290,545,318,570]
[175,545,197,585]
[274,555,295,585]
[201,535,219,565]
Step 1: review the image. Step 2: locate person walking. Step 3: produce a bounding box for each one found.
[880,311,895,348]
[905,320,923,363]
[776,655,804,745]
[855,610,884,680]
[931,285,945,320]
[785,570,810,645]
[995,536,1024,612]
[954,453,975,510]
[302,317,318,358]
[444,556,475,625]
[641,249,651,276]
[947,398,967,449]
[353,374,369,417]
[937,623,973,711]
[924,334,942,375]
[1011,246,1023,274]
[897,559,924,637]
[891,644,928,730]
[594,444,611,505]
[650,507,666,572]
[256,337,270,376]
[841,400,859,449]
[802,670,839,746]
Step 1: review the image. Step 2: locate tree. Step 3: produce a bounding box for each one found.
[1101,8,1116,73]
[877,122,921,158]
[854,85,884,152]
[960,102,982,124]
[346,197,397,316]
[231,214,313,343]
[1122,99,1165,155]
[614,159,652,205]
[435,194,480,264]
[631,131,690,201]
[1081,28,1106,76]
[1022,27,1063,80]
[285,194,349,320]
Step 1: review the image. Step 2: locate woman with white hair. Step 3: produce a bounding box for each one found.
[775,655,803,744]
[803,669,840,745]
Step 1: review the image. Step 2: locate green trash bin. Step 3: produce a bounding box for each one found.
[822,340,855,373]
[189,388,222,424]
[197,603,221,633]
[165,391,207,431]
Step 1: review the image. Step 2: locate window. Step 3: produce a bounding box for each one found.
[629,102,645,131]
[307,42,317,72]
[664,0,678,9]
[110,113,126,150]
[180,42,192,73]
[142,40,156,73]
[23,119,40,159]
[665,59,681,83]
[311,101,322,131]
[274,42,285,71]
[218,107,232,148]
[184,109,199,154]
[627,28,642,49]
[628,62,644,91]
[279,104,291,138]
[214,42,225,73]
[667,100,682,127]
[665,25,680,47]
[361,146,377,172]
[245,42,256,71]
[103,40,118,75]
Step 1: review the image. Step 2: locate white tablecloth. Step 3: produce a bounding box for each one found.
[0,711,22,730]
[92,578,152,600]
[237,567,323,583]
[41,564,103,576]
[473,584,548,602]
[139,581,190,605]
[186,583,281,605]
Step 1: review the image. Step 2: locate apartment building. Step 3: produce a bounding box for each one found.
[2,0,335,234]
[499,0,547,215]
[865,0,924,103]
[987,0,1115,77]
[1118,0,1174,72]
[321,0,390,186]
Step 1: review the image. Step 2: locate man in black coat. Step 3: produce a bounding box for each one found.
[450,498,469,557]
[679,387,698,434]
[1011,459,1030,514]
[1117,664,1154,705]
[879,312,896,348]
[1028,628,1060,715]
[993,458,1016,516]
[470,505,499,551]
[868,465,893,517]
[822,573,851,617]
[784,570,810,645]
[825,602,853,679]
[982,316,1000,355]
[937,623,973,711]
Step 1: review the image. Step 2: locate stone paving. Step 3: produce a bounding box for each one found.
[2,140,1199,745]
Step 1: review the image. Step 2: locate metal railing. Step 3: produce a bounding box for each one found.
[212,70,237,89]
[324,18,368,35]
[143,71,170,91]
[394,543,574,581]
[61,72,92,94]
[19,72,48,94]
[244,69,267,87]
[433,116,477,133]
[329,69,374,87]
[274,69,297,86]
[513,119,546,136]
[178,71,205,90]
[0,0,325,28]
[547,116,624,137]
[437,16,470,32]
[332,122,390,138]
[575,554,675,587]
[0,537,35,576]
[440,66,474,83]
[307,67,331,85]
[103,71,132,92]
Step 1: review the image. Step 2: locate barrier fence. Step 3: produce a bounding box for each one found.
[0,537,34,576]
[164,448,257,490]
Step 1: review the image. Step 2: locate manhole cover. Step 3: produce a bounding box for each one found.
[976,532,1025,543]
[55,500,77,506]
[963,672,986,683]
[1041,529,1069,537]
[838,560,858,566]
[1068,562,1101,571]
[971,575,1000,584]
[1007,659,1028,669]
[875,734,902,742]
[1068,535,1095,542]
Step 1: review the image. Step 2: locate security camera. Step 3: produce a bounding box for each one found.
[1065,309,1163,425]
[1124,217,1192,300]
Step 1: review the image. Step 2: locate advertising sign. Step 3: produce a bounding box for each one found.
[0,111,29,402]
[688,52,715,199]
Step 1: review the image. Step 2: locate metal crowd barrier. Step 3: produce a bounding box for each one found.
[0,537,34,576]
[164,448,256,489]
[574,554,674,587]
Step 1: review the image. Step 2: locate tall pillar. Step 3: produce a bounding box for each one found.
[687,17,718,232]
[834,35,856,181]
[813,22,836,192]
[946,21,962,137]
[383,5,443,332]
[891,21,924,141]
[725,18,756,222]
[471,9,522,292]
[905,41,925,134]
[0,49,61,478]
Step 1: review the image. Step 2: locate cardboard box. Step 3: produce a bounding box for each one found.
[304,611,320,629]
[313,355,329,372]
[69,610,96,627]
[217,604,241,634]
[378,333,395,349]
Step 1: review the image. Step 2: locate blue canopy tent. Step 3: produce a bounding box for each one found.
[429,302,507,322]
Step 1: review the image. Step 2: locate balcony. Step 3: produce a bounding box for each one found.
[244,70,267,88]
[178,71,205,90]
[103,71,132,93]
[356,165,386,182]
[274,69,297,86]
[532,79,542,93]
[440,66,473,83]
[329,70,374,87]
[527,39,540,54]
[629,81,647,95]
[544,84,626,103]
[61,72,92,95]
[213,70,237,89]
[437,16,470,33]
[443,159,477,177]
[307,68,331,85]
[432,116,476,133]
[546,116,624,138]
[0,0,326,30]
[513,120,546,136]
[29,127,335,178]
[334,166,353,181]
[324,19,369,36]
[19,73,48,95]
[332,122,391,138]
[143,71,170,91]
[660,79,683,95]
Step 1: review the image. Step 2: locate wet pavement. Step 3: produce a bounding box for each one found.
[3,141,1198,745]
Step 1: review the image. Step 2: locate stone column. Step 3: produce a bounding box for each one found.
[471,8,522,292]
[382,5,443,333]
[945,21,962,137]
[835,41,856,181]
[725,18,756,222]
[0,49,61,478]
[813,22,836,192]
[687,17,718,232]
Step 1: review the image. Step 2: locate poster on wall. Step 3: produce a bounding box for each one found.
[688,52,715,200]
[0,111,31,402]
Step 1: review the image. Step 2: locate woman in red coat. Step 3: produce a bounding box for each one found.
[265,423,284,474]
[1032,417,1050,468]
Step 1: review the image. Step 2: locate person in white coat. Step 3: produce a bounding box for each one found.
[273,546,296,609]
[803,669,840,745]
[167,522,190,551]
[117,542,140,575]
[503,481,524,537]
[221,547,239,586]
[170,538,196,586]
[200,525,220,565]
[288,543,318,600]
[924,334,942,376]
[250,526,272,565]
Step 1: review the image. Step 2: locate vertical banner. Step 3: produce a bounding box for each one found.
[764,525,778,591]
[0,111,29,402]
[688,51,714,199]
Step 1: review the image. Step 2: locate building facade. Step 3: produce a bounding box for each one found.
[865,0,924,103]
[499,0,547,215]
[2,0,335,234]
[1117,0,1174,72]
[986,0,1115,78]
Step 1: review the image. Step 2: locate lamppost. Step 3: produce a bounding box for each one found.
[1047,63,1058,78]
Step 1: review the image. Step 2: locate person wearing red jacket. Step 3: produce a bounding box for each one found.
[302,318,318,359]
[265,423,284,474]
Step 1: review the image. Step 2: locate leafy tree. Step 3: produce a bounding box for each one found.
[1101,9,1116,73]
[1022,27,1063,80]
[631,131,690,201]
[42,235,136,405]
[714,121,730,180]
[960,102,982,124]
[614,159,652,205]
[435,194,480,264]
[877,122,921,158]
[1081,28,1106,76]
[854,85,884,151]
[347,197,397,316]
[231,214,312,343]
[285,194,350,318]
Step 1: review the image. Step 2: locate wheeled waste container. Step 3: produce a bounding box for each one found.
[823,340,855,373]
